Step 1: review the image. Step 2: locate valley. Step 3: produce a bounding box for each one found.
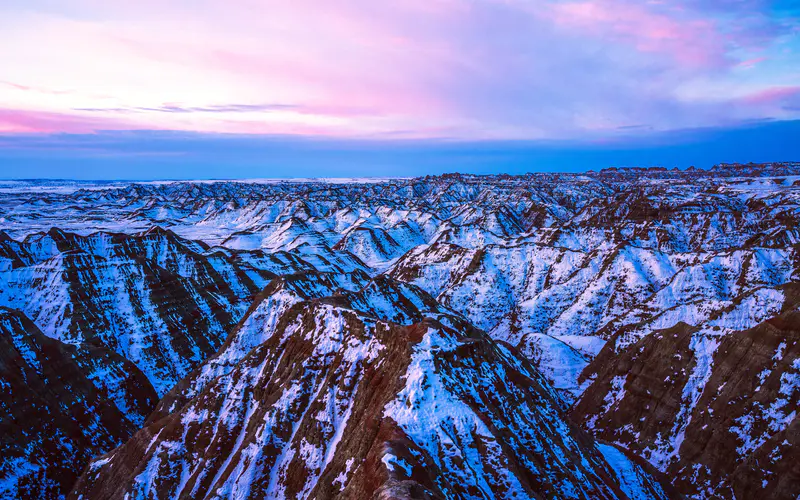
[1,164,798,499]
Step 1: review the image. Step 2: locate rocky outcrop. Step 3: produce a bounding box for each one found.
[0,228,273,395]
[0,307,157,498]
[2,168,800,499]
[572,286,800,499]
[70,277,669,499]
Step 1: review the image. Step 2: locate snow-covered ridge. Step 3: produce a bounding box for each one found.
[72,272,668,499]
[2,165,800,499]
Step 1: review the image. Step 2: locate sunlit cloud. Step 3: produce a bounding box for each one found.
[0,0,797,139]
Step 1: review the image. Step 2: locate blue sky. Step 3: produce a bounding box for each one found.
[0,0,798,178]
[1,120,797,179]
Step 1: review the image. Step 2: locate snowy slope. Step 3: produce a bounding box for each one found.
[72,275,668,500]
[1,164,799,499]
[0,308,157,499]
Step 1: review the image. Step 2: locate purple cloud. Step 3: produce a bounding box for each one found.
[0,0,797,138]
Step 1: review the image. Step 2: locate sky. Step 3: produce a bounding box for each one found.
[1,0,799,178]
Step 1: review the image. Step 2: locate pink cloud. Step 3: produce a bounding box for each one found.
[0,0,796,139]
[741,86,800,105]
[735,57,768,69]
[0,109,139,134]
[97,16,455,130]
[544,0,727,67]
[0,108,357,137]
[1,81,69,95]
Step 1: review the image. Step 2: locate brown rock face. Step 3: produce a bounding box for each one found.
[0,307,158,498]
[0,228,269,396]
[69,276,670,499]
[573,309,800,499]
[8,170,800,499]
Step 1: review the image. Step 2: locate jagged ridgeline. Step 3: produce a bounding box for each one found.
[1,164,799,499]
